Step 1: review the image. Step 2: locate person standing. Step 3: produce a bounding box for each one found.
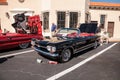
[51,23,57,36]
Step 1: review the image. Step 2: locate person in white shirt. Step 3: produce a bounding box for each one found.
[100,29,109,45]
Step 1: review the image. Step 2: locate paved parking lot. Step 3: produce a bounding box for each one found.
[0,43,120,80]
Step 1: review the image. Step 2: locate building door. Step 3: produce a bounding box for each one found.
[107,22,114,37]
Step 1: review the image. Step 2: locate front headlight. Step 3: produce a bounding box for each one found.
[47,46,56,53]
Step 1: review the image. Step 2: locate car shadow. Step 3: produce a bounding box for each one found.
[37,53,57,61]
[0,56,14,64]
[0,47,21,53]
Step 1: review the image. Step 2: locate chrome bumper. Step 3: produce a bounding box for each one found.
[34,47,59,58]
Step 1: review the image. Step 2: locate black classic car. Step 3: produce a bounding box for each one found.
[31,23,100,62]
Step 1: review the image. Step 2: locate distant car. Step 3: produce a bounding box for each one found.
[0,33,43,50]
[31,23,100,63]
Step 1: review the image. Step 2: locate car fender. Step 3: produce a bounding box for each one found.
[61,46,75,55]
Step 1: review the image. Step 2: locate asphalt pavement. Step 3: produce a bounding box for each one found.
[0,42,120,80]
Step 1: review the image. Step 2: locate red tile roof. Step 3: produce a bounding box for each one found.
[90,2,120,7]
[0,0,7,2]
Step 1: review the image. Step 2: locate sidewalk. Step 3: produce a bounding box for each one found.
[109,38,120,42]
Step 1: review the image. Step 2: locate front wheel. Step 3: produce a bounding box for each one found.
[19,42,29,49]
[60,49,72,63]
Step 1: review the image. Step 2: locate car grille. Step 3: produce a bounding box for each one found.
[36,45,49,52]
[36,44,46,48]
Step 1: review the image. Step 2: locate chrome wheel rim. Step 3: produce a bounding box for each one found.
[62,49,71,62]
[19,43,29,49]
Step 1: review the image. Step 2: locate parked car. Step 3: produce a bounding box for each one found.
[31,23,100,62]
[0,33,43,50]
[0,12,43,51]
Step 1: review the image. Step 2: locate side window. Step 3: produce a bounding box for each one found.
[100,15,106,29]
[43,12,49,30]
[85,13,89,23]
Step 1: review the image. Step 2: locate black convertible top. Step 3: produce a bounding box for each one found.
[79,23,98,33]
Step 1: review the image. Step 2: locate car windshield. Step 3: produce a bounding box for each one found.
[58,28,79,34]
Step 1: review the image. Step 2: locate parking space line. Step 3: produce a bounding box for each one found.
[46,43,118,80]
[0,50,34,59]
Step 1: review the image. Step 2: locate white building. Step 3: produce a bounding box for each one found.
[90,2,120,39]
[0,0,90,37]
[0,0,120,39]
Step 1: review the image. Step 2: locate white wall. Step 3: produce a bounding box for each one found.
[50,0,88,23]
[0,0,42,32]
[0,0,89,34]
[90,9,120,38]
[41,0,51,11]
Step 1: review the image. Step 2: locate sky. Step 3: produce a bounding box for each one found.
[91,0,120,3]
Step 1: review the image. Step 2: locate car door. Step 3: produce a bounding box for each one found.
[0,34,13,50]
[0,33,27,50]
[73,37,87,53]
[84,36,95,48]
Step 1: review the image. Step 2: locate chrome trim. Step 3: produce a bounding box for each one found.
[75,43,94,53]
[36,44,46,49]
[34,47,59,57]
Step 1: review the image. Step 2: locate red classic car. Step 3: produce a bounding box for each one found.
[0,33,43,50]
[0,12,43,51]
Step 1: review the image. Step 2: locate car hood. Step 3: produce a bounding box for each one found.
[44,37,66,44]
[36,37,68,47]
